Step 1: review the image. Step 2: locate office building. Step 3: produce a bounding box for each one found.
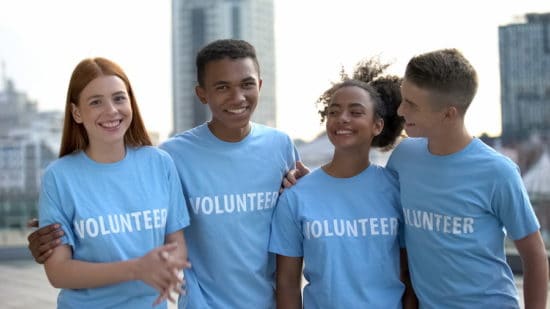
[171,0,276,134]
[499,13,550,142]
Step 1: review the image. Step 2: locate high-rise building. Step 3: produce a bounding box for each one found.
[171,0,276,135]
[499,13,550,142]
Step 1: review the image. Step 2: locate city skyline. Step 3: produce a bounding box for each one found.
[1,0,550,142]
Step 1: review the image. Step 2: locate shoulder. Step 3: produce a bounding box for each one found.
[132,146,173,162]
[470,139,519,175]
[387,137,426,170]
[369,164,400,190]
[393,137,426,153]
[160,125,205,152]
[252,123,293,141]
[44,152,81,172]
[41,152,83,183]
[283,168,324,195]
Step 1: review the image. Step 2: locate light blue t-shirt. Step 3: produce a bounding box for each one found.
[386,137,540,309]
[159,122,298,309]
[269,166,405,308]
[39,146,190,309]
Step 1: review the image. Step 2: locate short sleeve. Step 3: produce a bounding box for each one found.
[268,192,303,257]
[163,153,190,234]
[492,162,539,240]
[38,169,75,247]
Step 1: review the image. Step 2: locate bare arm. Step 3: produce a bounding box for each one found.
[43,242,185,292]
[400,249,418,309]
[276,254,303,309]
[26,219,64,264]
[514,231,548,309]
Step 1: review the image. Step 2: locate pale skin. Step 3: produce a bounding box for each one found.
[40,75,189,305]
[399,78,548,308]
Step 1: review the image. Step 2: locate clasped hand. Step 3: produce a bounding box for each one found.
[135,243,190,306]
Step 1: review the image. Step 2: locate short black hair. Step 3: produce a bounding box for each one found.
[195,39,260,86]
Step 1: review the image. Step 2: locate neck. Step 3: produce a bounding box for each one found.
[323,146,371,178]
[208,121,251,142]
[85,142,126,163]
[427,124,472,155]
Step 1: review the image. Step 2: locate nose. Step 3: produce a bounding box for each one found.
[230,88,245,103]
[338,111,351,123]
[397,101,405,117]
[105,100,118,114]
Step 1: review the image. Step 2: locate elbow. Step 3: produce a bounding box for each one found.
[45,270,64,289]
[44,265,69,289]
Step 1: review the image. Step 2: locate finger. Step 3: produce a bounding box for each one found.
[287,170,297,184]
[296,161,310,175]
[152,292,166,306]
[28,224,61,243]
[38,224,61,235]
[35,249,53,264]
[166,286,177,303]
[282,177,294,189]
[26,218,39,228]
[37,229,64,246]
[158,243,178,255]
[38,237,61,253]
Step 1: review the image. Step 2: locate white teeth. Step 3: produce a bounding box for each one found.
[101,120,120,128]
[227,107,246,114]
[336,130,352,135]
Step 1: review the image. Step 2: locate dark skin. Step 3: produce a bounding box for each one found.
[26,219,64,263]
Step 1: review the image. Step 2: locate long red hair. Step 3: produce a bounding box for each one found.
[59,57,151,157]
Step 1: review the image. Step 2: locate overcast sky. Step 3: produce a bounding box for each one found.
[1,0,549,141]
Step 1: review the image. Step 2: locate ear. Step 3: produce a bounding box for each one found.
[195,85,208,105]
[373,117,384,137]
[443,105,460,120]
[71,103,83,124]
[258,78,263,91]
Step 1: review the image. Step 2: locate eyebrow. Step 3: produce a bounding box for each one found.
[403,98,417,107]
[211,76,257,87]
[85,91,127,101]
[328,102,367,108]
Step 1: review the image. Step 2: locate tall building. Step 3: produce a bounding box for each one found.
[0,79,37,137]
[499,13,550,142]
[171,0,276,134]
[0,77,61,228]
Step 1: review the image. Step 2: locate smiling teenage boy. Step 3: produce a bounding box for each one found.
[159,39,299,308]
[386,48,548,308]
[27,39,300,308]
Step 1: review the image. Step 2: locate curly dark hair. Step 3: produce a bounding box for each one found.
[317,58,404,149]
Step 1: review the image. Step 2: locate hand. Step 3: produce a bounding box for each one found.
[153,247,191,306]
[282,161,310,189]
[27,219,64,264]
[134,243,187,303]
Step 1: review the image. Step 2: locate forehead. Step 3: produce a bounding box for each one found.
[330,86,373,107]
[401,79,434,106]
[80,75,126,98]
[202,57,259,84]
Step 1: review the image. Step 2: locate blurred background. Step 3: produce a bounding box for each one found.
[1,0,549,307]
